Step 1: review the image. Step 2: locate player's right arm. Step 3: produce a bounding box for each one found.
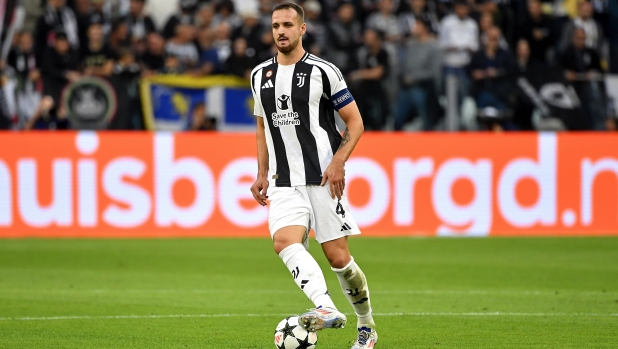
[250,117,270,206]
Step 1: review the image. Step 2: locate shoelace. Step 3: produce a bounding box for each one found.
[357,328,371,346]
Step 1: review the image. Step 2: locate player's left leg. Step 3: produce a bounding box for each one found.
[322,238,378,349]
[299,186,377,348]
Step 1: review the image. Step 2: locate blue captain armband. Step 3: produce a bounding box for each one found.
[330,88,354,111]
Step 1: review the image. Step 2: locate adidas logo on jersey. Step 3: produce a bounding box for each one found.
[262,79,274,89]
[340,223,352,231]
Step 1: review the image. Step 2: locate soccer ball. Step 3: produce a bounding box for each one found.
[274,316,318,349]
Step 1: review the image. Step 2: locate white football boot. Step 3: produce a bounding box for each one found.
[298,306,347,331]
[351,326,378,349]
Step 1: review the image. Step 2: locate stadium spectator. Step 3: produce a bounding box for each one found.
[348,28,390,130]
[468,27,515,114]
[293,1,317,55]
[517,0,555,63]
[8,31,39,84]
[471,0,499,20]
[440,0,478,110]
[212,22,233,64]
[357,0,379,24]
[186,102,216,131]
[109,19,131,55]
[165,23,199,69]
[366,0,403,43]
[34,0,80,63]
[590,0,609,35]
[73,0,93,54]
[232,9,263,59]
[399,0,441,37]
[111,47,143,130]
[195,27,220,76]
[560,0,604,54]
[161,53,184,74]
[40,30,81,105]
[559,27,606,130]
[81,22,116,77]
[11,0,612,132]
[127,0,157,44]
[514,39,532,74]
[303,0,327,55]
[7,31,41,128]
[394,16,442,131]
[479,11,508,49]
[326,3,363,75]
[197,4,216,28]
[89,0,113,35]
[139,32,166,74]
[23,95,69,130]
[511,38,536,130]
[224,37,257,79]
[114,47,141,78]
[162,0,198,39]
[213,0,242,29]
[493,0,517,47]
[257,0,275,29]
[257,30,279,62]
[435,0,455,19]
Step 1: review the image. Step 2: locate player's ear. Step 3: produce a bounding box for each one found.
[300,22,306,35]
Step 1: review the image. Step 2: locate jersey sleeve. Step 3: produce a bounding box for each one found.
[250,67,265,117]
[325,65,354,111]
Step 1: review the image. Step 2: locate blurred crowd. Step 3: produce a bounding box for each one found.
[1,0,617,131]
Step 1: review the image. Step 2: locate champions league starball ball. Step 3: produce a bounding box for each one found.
[274,316,318,349]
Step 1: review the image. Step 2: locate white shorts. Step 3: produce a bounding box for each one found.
[268,185,361,244]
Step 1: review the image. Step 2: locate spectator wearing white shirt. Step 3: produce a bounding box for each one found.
[366,0,403,43]
[165,24,199,69]
[560,0,604,54]
[440,0,478,68]
[212,22,233,64]
[439,0,478,108]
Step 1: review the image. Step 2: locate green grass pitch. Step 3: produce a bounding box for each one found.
[1,237,617,348]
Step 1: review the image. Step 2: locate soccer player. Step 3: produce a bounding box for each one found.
[249,3,378,349]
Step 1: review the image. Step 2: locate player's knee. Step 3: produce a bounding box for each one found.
[273,239,297,255]
[326,252,351,269]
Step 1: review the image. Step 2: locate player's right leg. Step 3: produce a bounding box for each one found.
[269,187,343,323]
[275,227,347,330]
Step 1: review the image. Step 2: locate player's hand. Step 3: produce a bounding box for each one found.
[321,158,345,200]
[250,177,269,206]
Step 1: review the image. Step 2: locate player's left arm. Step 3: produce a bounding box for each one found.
[321,101,364,200]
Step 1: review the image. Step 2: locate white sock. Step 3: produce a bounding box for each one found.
[332,257,375,328]
[279,243,337,310]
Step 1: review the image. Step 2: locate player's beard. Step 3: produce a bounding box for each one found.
[276,36,300,54]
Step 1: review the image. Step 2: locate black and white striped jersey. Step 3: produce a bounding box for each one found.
[251,52,355,187]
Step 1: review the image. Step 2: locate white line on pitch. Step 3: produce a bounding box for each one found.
[1,312,616,321]
[1,289,615,296]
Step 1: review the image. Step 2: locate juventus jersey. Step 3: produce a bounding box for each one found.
[251,52,355,187]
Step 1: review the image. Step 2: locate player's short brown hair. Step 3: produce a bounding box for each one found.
[273,2,305,24]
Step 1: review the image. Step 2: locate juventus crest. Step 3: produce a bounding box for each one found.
[296,72,307,88]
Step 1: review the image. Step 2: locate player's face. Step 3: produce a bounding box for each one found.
[272,9,306,55]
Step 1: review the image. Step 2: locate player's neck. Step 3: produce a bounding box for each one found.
[276,47,306,66]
